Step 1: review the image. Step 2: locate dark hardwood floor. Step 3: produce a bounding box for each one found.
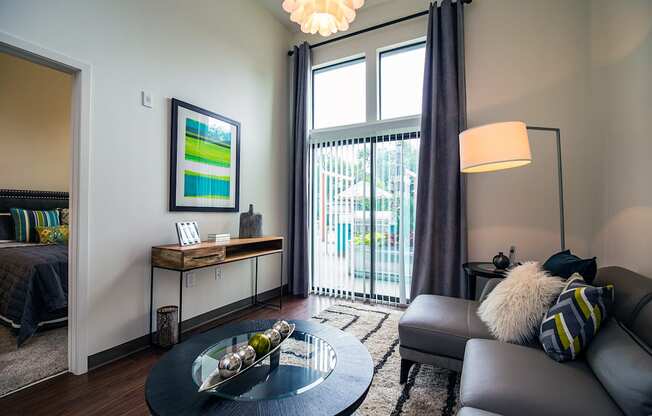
[1,295,337,416]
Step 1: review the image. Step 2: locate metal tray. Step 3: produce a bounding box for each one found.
[197,323,296,393]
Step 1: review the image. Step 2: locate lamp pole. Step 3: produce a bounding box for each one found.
[526,126,565,251]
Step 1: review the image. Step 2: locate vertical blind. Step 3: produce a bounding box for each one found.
[309,128,420,306]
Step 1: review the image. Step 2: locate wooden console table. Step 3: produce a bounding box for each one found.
[150,236,283,344]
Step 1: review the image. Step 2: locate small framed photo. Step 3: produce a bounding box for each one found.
[169,98,240,212]
[176,221,201,246]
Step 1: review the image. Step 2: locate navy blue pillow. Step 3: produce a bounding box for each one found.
[542,250,597,283]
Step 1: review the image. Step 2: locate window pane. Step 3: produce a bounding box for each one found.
[313,59,366,129]
[380,44,425,120]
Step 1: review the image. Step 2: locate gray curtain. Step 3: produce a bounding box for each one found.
[288,42,311,298]
[410,0,468,299]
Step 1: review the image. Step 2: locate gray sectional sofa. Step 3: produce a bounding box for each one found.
[398,266,652,416]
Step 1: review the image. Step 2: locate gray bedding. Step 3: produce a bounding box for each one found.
[0,244,68,346]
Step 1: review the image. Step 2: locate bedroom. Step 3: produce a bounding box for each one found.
[0,51,72,396]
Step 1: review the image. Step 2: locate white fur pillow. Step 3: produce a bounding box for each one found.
[477,262,565,344]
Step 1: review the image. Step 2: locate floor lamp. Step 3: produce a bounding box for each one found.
[458,121,566,251]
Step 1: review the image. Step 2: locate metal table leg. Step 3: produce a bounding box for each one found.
[178,271,183,342]
[149,266,154,345]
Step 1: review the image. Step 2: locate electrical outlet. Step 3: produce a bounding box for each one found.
[185,272,196,288]
[215,267,223,280]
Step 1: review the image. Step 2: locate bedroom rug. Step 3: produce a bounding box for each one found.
[0,326,67,396]
[310,302,460,416]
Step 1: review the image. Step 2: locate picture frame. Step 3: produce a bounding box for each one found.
[170,98,240,212]
[176,221,201,246]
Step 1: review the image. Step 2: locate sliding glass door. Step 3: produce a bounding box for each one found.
[310,132,419,305]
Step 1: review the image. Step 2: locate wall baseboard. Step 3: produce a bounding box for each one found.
[87,285,288,370]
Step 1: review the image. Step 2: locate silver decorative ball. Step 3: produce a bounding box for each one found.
[218,352,242,379]
[272,320,291,339]
[236,345,256,368]
[264,328,282,348]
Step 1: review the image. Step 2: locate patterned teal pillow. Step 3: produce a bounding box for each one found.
[539,274,614,362]
[9,208,60,243]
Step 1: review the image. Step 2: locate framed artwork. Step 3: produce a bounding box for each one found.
[170,98,240,212]
[176,221,201,246]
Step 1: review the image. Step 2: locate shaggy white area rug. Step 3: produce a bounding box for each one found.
[477,262,565,343]
[311,302,460,416]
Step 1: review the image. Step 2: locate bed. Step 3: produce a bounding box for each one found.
[0,189,69,346]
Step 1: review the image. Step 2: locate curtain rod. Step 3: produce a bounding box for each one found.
[287,0,472,56]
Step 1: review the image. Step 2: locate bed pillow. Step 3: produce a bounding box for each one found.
[9,208,60,242]
[58,208,70,226]
[543,249,597,283]
[36,225,69,244]
[539,274,614,362]
[478,262,566,344]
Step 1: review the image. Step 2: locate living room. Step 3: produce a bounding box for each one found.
[0,0,650,415]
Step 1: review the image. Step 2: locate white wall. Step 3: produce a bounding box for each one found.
[0,0,291,355]
[0,52,72,192]
[590,0,652,276]
[293,0,597,263]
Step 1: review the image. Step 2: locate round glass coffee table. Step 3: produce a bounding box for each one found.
[146,320,373,416]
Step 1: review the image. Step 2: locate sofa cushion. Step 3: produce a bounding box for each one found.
[457,407,503,416]
[399,295,492,360]
[543,249,597,282]
[540,275,614,362]
[460,339,622,416]
[586,319,652,416]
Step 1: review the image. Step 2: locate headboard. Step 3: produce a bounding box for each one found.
[0,189,69,241]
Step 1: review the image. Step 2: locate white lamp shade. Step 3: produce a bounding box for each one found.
[459,121,532,173]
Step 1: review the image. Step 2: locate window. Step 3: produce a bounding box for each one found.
[312,58,366,129]
[379,42,426,120]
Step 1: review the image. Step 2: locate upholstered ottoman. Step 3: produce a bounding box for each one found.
[398,294,493,381]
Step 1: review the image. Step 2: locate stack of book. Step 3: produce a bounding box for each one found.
[208,233,230,244]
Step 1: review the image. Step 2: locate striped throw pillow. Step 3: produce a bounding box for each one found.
[539,274,614,362]
[9,208,60,242]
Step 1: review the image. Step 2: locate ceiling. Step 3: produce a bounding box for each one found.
[257,0,397,32]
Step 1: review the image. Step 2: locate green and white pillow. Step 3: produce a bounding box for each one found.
[9,208,60,243]
[539,274,614,362]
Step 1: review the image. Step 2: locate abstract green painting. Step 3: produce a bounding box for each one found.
[170,99,240,212]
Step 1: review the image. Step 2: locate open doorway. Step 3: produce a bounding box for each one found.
[0,51,73,395]
[0,33,91,395]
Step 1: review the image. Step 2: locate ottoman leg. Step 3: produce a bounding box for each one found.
[400,358,415,384]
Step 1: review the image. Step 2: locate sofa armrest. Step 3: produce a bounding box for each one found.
[478,278,502,303]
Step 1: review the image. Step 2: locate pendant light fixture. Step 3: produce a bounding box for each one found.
[282,0,365,37]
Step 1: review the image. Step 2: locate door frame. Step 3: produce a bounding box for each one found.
[0,31,91,375]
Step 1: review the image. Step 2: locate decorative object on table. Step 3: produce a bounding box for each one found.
[459,121,566,251]
[235,345,256,368]
[539,274,614,362]
[248,333,271,356]
[263,328,282,348]
[175,221,200,246]
[477,262,565,344]
[156,305,179,348]
[207,233,230,243]
[492,252,510,269]
[272,320,291,338]
[217,353,242,379]
[542,249,597,283]
[169,98,240,212]
[508,245,516,264]
[197,322,296,393]
[239,204,262,238]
